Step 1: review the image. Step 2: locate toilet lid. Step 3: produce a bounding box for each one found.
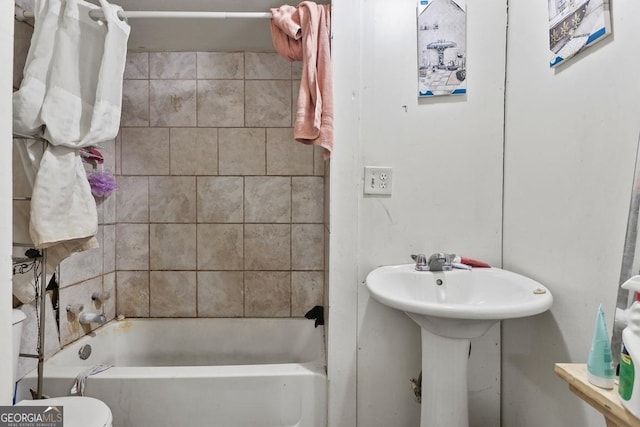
[17,396,112,427]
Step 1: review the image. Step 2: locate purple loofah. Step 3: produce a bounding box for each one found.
[88,171,118,198]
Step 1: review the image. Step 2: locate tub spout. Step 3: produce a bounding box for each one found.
[79,312,107,325]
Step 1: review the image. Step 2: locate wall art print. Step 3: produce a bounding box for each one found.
[417,0,467,97]
[549,0,612,67]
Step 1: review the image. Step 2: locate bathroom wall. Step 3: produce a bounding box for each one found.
[325,0,362,426]
[502,2,640,426]
[114,51,326,320]
[350,0,508,425]
[326,0,361,423]
[1,1,15,405]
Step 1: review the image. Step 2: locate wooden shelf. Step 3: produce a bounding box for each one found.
[555,363,640,427]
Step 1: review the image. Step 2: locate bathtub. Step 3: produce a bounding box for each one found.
[17,318,327,427]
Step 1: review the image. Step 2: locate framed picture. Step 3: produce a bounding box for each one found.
[417,0,467,97]
[549,0,612,67]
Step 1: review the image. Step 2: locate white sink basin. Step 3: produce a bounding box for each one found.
[366,263,553,427]
[366,264,553,338]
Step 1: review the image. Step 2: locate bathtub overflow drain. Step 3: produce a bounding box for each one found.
[78,344,92,360]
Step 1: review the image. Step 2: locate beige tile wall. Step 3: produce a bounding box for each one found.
[115,51,327,319]
[13,42,327,347]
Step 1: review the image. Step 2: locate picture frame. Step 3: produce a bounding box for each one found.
[417,0,467,97]
[549,0,612,67]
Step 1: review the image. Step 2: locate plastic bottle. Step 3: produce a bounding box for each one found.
[587,304,614,389]
[619,275,640,419]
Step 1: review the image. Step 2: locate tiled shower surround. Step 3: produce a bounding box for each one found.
[47,51,327,345]
[114,51,326,319]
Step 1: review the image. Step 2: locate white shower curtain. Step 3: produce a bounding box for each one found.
[13,0,130,272]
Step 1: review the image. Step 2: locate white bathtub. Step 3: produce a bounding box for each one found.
[17,318,327,427]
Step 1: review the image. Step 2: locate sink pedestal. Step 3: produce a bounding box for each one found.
[420,328,471,427]
[406,313,497,427]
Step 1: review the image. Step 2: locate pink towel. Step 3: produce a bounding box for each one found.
[271,2,333,159]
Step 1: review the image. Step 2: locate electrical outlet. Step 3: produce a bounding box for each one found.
[364,166,393,195]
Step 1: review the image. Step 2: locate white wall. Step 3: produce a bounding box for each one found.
[352,0,508,425]
[503,1,640,426]
[0,3,15,405]
[327,0,361,425]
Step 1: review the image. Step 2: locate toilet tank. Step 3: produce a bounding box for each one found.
[12,309,26,385]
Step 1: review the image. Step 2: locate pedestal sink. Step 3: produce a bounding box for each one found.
[365,264,553,427]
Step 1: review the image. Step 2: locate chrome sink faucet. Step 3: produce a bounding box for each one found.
[427,252,454,271]
[411,253,454,271]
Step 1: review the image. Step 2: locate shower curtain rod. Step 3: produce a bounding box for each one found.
[15,5,272,21]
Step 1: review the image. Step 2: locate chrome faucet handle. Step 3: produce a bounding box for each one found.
[411,254,429,271]
[427,252,454,271]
